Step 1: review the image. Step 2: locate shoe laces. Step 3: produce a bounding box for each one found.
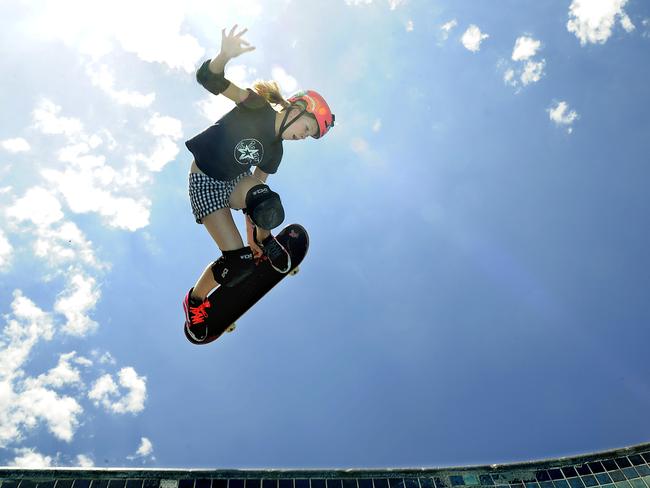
[263,237,285,261]
[189,300,211,325]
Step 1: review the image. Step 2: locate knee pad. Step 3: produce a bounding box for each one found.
[244,184,285,230]
[211,247,255,287]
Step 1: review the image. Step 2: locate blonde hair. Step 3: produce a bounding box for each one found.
[252,80,291,110]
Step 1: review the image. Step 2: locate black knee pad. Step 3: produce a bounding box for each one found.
[244,184,285,230]
[211,247,255,287]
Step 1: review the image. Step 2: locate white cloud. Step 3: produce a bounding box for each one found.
[27,94,183,232]
[620,13,635,33]
[1,138,31,153]
[142,138,180,173]
[55,272,101,337]
[0,229,13,272]
[88,367,147,414]
[0,292,90,447]
[461,25,489,52]
[372,119,382,132]
[440,19,458,41]
[6,187,64,227]
[88,374,119,405]
[521,59,546,86]
[548,101,579,133]
[0,292,55,391]
[567,0,634,45]
[74,356,94,368]
[0,290,142,448]
[226,64,258,88]
[197,96,236,122]
[343,0,404,8]
[86,63,156,108]
[32,99,84,137]
[29,99,154,231]
[33,221,102,269]
[1,186,106,446]
[512,36,542,61]
[127,115,184,173]
[94,350,117,365]
[146,114,183,139]
[9,448,53,468]
[8,449,94,468]
[6,186,104,274]
[195,64,257,121]
[42,166,152,232]
[503,36,546,90]
[406,20,414,32]
[11,353,86,444]
[136,437,154,456]
[75,454,95,467]
[26,0,204,71]
[28,352,85,389]
[271,66,299,94]
[0,217,104,447]
[128,437,155,461]
[14,385,83,442]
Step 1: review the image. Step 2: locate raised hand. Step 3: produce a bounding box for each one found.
[219,25,256,60]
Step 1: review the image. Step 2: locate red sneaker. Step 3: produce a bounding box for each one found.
[183,289,212,341]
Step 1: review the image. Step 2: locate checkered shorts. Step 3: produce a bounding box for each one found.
[188,171,252,224]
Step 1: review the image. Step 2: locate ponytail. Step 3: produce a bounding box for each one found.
[252,80,291,110]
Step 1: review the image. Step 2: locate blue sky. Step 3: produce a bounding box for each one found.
[1,0,650,470]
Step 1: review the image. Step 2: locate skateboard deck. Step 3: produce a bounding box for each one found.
[185,223,309,345]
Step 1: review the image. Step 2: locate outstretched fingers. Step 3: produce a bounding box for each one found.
[220,25,255,57]
[226,24,248,39]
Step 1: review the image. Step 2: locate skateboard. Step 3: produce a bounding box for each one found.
[185,223,309,345]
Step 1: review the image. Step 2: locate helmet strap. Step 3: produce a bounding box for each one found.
[278,105,307,139]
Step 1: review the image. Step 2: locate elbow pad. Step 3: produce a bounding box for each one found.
[196,60,231,95]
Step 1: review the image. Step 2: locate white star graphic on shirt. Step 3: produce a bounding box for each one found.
[234,138,264,165]
[237,144,259,162]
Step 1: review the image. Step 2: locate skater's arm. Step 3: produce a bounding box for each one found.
[197,26,255,103]
[252,168,269,184]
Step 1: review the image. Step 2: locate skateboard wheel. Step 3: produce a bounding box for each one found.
[289,266,300,276]
[226,323,237,333]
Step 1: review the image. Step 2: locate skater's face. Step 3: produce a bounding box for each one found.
[281,109,319,140]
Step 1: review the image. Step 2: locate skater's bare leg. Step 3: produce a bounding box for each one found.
[230,175,271,245]
[191,264,218,301]
[192,208,243,300]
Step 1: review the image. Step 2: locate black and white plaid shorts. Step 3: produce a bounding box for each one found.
[188,171,252,224]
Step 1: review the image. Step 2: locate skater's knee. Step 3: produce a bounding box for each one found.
[244,184,285,230]
[211,247,255,287]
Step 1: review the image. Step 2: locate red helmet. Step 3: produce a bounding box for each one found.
[287,90,335,138]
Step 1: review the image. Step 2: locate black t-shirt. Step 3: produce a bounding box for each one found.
[185,89,284,181]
